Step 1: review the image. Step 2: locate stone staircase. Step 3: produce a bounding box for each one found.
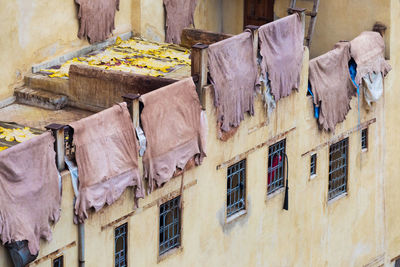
[14,74,69,110]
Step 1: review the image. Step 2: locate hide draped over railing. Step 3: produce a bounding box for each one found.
[70,103,144,223]
[0,132,61,256]
[140,77,207,192]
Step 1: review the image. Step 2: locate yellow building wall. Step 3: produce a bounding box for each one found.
[0,1,399,266]
[0,0,133,103]
[0,46,392,266]
[274,0,391,59]
[384,0,400,264]
[136,0,245,41]
[0,0,245,104]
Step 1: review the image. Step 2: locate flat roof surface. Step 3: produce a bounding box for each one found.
[38,37,191,80]
[0,104,93,131]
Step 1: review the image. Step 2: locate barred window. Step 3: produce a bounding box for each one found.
[268,139,286,194]
[227,159,246,217]
[328,138,349,200]
[159,196,181,255]
[115,223,127,267]
[310,154,317,176]
[53,255,64,267]
[361,128,368,150]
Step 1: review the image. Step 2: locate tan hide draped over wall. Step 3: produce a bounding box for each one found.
[350,31,392,84]
[140,78,207,191]
[0,132,61,255]
[208,31,257,134]
[258,14,304,101]
[163,0,198,44]
[309,42,357,132]
[70,103,143,223]
[75,0,120,43]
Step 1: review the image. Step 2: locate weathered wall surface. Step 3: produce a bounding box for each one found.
[0,1,399,266]
[275,0,391,58]
[0,0,132,104]
[384,0,400,265]
[0,46,392,266]
[136,0,244,41]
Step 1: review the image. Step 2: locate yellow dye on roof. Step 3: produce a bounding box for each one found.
[0,127,37,143]
[40,37,191,78]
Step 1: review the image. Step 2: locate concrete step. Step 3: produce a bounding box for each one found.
[24,73,69,96]
[14,86,68,110]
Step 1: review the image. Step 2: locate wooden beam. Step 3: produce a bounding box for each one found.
[181,28,232,49]
[191,43,209,110]
[45,123,65,171]
[122,93,140,127]
[301,118,377,157]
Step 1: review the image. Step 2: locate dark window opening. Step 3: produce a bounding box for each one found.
[310,154,317,176]
[244,0,275,27]
[159,196,181,255]
[268,139,286,194]
[328,138,349,200]
[53,255,63,267]
[361,128,368,150]
[115,223,127,267]
[227,159,246,217]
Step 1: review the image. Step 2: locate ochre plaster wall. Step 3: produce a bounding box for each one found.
[384,0,400,264]
[135,0,244,42]
[274,0,391,58]
[0,44,394,266]
[0,2,399,266]
[0,0,132,103]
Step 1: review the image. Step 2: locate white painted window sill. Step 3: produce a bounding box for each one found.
[267,187,285,199]
[226,209,247,224]
[328,192,348,205]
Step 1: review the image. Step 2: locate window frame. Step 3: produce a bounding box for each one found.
[310,153,317,177]
[328,138,349,201]
[158,196,182,256]
[114,223,128,267]
[267,139,286,195]
[361,127,368,151]
[226,159,247,219]
[52,255,64,267]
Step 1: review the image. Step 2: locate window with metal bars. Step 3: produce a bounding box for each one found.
[310,153,317,176]
[361,128,368,150]
[226,159,246,217]
[53,255,63,267]
[328,138,349,200]
[159,196,181,255]
[115,223,127,267]
[267,139,286,194]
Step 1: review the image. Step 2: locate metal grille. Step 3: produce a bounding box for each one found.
[361,128,368,150]
[310,154,317,176]
[159,196,181,255]
[227,159,246,217]
[53,255,63,267]
[328,138,348,200]
[115,223,127,267]
[268,139,286,194]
